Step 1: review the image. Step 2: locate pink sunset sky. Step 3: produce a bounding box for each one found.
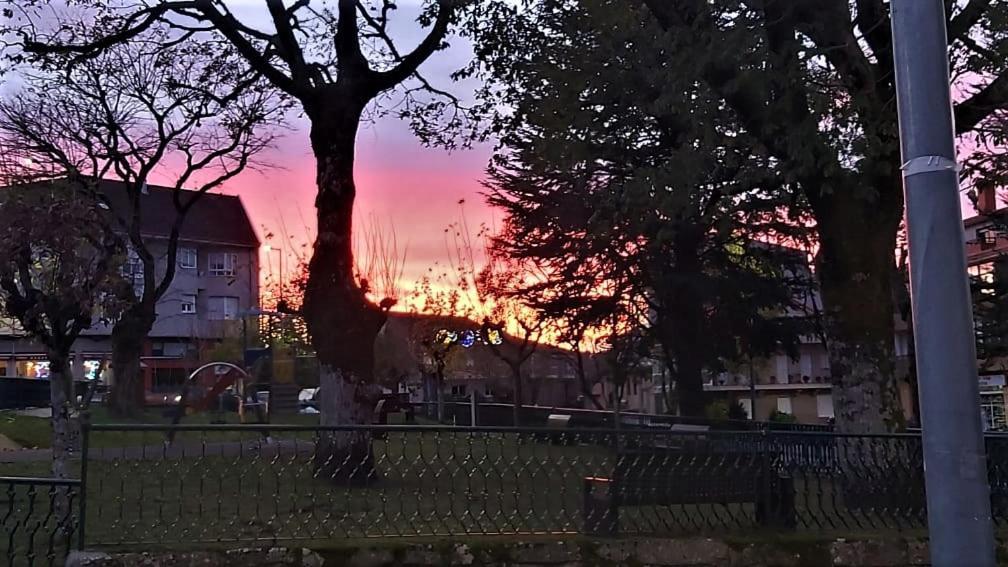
[143,1,499,303]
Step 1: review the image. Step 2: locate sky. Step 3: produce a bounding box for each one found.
[171,1,498,304]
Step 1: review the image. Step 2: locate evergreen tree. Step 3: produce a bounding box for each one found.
[472,0,809,416]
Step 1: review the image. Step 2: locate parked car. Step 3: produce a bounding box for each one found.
[298,387,319,414]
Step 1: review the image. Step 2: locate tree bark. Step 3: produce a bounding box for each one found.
[48,352,72,480]
[658,235,708,418]
[815,187,905,433]
[302,92,385,483]
[109,305,156,416]
[48,351,73,524]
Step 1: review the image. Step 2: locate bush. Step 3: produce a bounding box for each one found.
[704,400,729,420]
[727,401,749,421]
[769,410,797,424]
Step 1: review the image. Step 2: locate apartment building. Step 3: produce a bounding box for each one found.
[0,180,260,399]
[963,182,1008,430]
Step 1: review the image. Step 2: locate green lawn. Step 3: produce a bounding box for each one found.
[0,406,322,450]
[1,428,932,552]
[0,418,946,556]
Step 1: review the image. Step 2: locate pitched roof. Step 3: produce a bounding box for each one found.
[96,179,259,248]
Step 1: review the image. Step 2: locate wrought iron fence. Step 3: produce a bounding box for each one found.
[418,401,833,432]
[74,423,1008,548]
[0,476,80,566]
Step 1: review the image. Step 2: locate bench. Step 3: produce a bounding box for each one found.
[584,446,796,535]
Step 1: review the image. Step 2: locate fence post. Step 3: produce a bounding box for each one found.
[76,410,90,551]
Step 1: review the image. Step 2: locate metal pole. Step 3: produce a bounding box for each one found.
[470,389,477,427]
[278,251,284,306]
[890,2,995,564]
[76,410,90,550]
[749,357,757,421]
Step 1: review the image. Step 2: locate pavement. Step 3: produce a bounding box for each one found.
[0,433,21,452]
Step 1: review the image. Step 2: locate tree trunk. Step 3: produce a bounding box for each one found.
[47,351,73,525]
[109,305,156,416]
[815,188,905,433]
[436,371,445,423]
[302,94,386,482]
[659,290,707,417]
[48,353,72,479]
[315,366,380,484]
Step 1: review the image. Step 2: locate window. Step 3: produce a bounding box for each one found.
[122,248,145,297]
[151,342,188,358]
[776,397,792,414]
[981,392,1007,431]
[970,262,995,294]
[153,367,187,392]
[180,294,197,314]
[179,247,197,269]
[816,394,834,418]
[208,253,238,276]
[208,296,239,320]
[977,228,997,249]
[451,384,467,397]
[740,398,753,420]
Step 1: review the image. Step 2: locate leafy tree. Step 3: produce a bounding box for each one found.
[470,0,809,416]
[639,0,1008,431]
[0,177,126,481]
[0,27,283,416]
[9,0,477,480]
[971,256,1008,368]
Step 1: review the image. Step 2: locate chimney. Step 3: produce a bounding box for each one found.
[977,180,997,215]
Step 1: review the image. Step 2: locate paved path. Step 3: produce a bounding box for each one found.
[0,433,21,452]
[0,437,317,464]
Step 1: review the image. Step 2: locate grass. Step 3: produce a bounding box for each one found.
[0,406,322,450]
[0,419,954,559]
[0,429,939,553]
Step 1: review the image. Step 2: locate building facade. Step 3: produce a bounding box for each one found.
[963,183,1008,430]
[0,180,259,401]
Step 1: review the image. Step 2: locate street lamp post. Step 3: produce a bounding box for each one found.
[262,245,284,308]
[890,1,996,564]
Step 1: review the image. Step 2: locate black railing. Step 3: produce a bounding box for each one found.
[420,401,833,432]
[72,423,1008,548]
[0,476,80,566]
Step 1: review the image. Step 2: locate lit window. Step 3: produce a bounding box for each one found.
[776,397,792,414]
[208,253,238,276]
[179,247,197,269]
[180,294,197,314]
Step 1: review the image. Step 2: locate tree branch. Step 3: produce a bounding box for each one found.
[956,72,1008,135]
[949,0,992,43]
[371,0,457,92]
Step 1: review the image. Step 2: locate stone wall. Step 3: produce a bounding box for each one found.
[64,536,1008,567]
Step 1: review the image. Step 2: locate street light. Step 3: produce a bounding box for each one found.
[261,244,284,308]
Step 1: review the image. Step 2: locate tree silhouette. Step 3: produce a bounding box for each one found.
[8,0,478,477]
[639,0,1008,431]
[0,29,282,416]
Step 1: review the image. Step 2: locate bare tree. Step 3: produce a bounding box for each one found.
[9,0,476,481]
[0,29,283,415]
[438,214,546,425]
[0,172,126,485]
